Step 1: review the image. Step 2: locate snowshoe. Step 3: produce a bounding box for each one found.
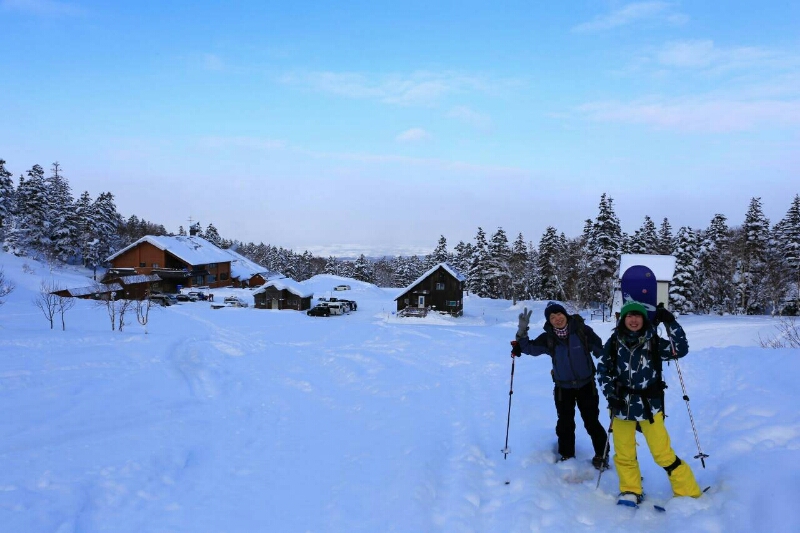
[617,492,644,508]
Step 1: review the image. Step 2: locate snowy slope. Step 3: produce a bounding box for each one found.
[0,252,798,532]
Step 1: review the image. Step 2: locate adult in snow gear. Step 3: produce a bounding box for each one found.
[597,302,702,499]
[502,341,518,459]
[514,302,608,462]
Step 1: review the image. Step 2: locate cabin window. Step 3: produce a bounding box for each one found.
[435,282,445,291]
[208,263,217,269]
[139,262,146,267]
[404,298,409,304]
[220,272,229,281]
[447,300,459,307]
[152,263,159,268]
[206,275,216,284]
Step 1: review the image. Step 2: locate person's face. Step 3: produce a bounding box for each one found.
[624,312,644,332]
[549,312,568,329]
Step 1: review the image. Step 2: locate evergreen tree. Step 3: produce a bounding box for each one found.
[0,159,14,236]
[452,240,474,293]
[696,214,736,314]
[736,197,771,313]
[589,194,623,304]
[429,235,449,265]
[776,195,800,307]
[352,254,373,283]
[657,218,674,255]
[468,227,491,297]
[535,226,565,301]
[75,191,96,267]
[16,165,49,254]
[204,223,222,246]
[45,162,79,262]
[324,256,341,275]
[92,192,122,264]
[178,225,187,236]
[509,232,529,303]
[486,227,512,299]
[669,226,700,313]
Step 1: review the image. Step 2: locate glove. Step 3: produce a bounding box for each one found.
[653,303,675,326]
[516,307,532,338]
[607,396,627,412]
[510,340,522,357]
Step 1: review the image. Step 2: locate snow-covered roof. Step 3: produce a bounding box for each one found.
[117,274,162,285]
[394,262,466,300]
[57,283,123,297]
[619,254,676,282]
[252,277,314,298]
[221,248,280,281]
[106,235,233,266]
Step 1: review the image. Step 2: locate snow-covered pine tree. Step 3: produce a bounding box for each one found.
[204,223,222,246]
[535,226,565,301]
[74,191,95,267]
[775,195,800,310]
[629,215,659,254]
[352,254,374,283]
[669,226,700,313]
[736,197,771,314]
[428,235,449,267]
[486,227,512,299]
[0,160,15,245]
[695,214,736,314]
[92,192,122,264]
[452,240,474,293]
[509,232,529,303]
[589,193,623,304]
[657,218,674,255]
[16,165,50,255]
[45,162,79,263]
[178,226,187,236]
[324,256,341,276]
[468,227,491,298]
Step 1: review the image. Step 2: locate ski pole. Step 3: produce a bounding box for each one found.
[502,341,519,459]
[596,409,614,489]
[664,324,709,468]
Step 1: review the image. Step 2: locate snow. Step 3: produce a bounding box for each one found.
[253,277,313,298]
[1,251,799,532]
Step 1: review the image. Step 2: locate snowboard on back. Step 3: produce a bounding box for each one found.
[620,264,658,322]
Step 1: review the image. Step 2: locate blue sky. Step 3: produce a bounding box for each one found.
[1,1,798,256]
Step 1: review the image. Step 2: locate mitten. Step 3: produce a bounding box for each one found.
[516,307,532,338]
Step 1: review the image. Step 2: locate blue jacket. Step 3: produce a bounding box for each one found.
[597,321,689,421]
[517,315,603,389]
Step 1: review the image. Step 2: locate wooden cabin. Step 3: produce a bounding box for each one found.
[395,263,465,317]
[253,278,313,310]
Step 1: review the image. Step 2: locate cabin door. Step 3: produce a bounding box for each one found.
[418,295,425,307]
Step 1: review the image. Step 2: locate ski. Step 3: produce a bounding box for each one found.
[647,486,711,513]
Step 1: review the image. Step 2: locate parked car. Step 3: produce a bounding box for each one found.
[176,293,197,302]
[307,305,331,317]
[223,296,249,308]
[149,294,173,307]
[337,299,357,311]
[333,285,351,291]
[187,291,208,301]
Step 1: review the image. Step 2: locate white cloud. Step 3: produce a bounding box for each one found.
[280,70,507,107]
[202,54,225,72]
[1,0,84,16]
[199,136,286,150]
[572,2,686,33]
[447,106,492,129]
[395,128,431,143]
[576,97,800,133]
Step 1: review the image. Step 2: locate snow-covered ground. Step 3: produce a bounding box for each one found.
[0,252,798,532]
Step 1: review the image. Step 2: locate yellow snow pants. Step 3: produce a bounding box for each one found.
[612,412,701,497]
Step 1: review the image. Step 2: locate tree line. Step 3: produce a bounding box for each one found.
[1,159,798,315]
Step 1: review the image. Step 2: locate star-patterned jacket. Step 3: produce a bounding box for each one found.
[596,321,689,421]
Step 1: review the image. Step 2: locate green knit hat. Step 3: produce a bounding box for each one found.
[619,301,648,322]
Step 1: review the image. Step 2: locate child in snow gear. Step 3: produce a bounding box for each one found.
[597,301,702,502]
[513,302,608,467]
